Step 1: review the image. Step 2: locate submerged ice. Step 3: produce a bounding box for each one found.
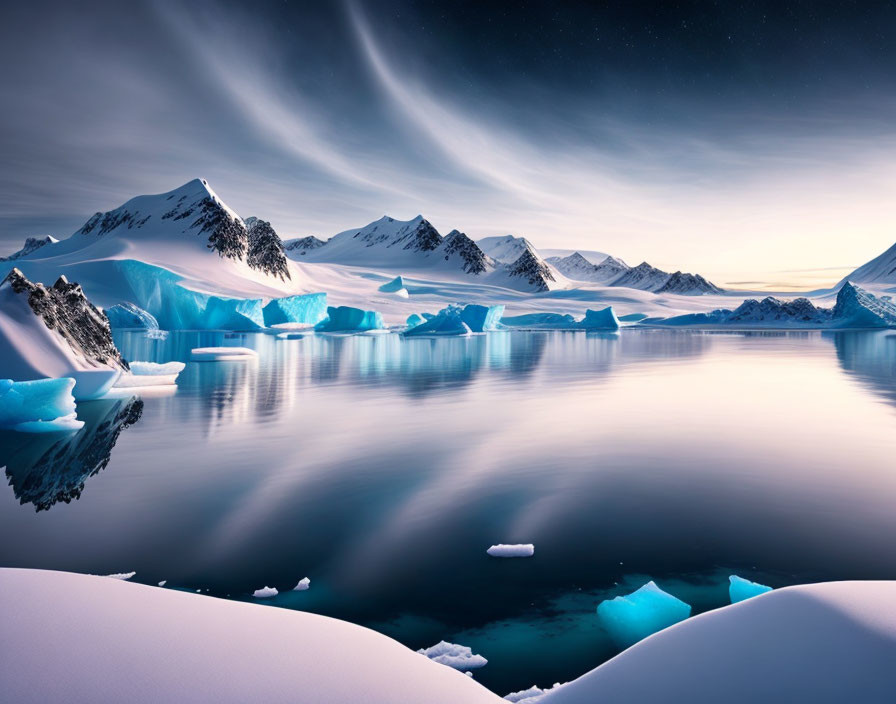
[596,580,691,647]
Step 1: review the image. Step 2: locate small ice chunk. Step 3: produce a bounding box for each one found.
[129,361,186,376]
[116,361,185,388]
[158,580,167,587]
[729,575,773,604]
[487,544,535,558]
[0,378,84,433]
[465,671,473,677]
[293,577,311,591]
[378,275,405,293]
[102,572,136,580]
[417,641,487,670]
[190,347,258,362]
[597,580,691,647]
[253,586,278,598]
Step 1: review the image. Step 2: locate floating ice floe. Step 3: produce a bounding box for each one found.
[487,544,535,558]
[158,580,167,587]
[102,572,136,580]
[293,577,311,591]
[114,361,185,388]
[596,580,691,647]
[252,586,278,598]
[729,575,772,604]
[315,305,386,332]
[190,347,258,362]
[417,641,488,670]
[0,378,84,433]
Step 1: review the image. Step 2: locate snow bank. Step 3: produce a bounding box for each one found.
[487,544,535,558]
[596,581,691,648]
[0,378,83,433]
[417,641,488,670]
[0,569,501,704]
[190,347,258,362]
[728,575,772,603]
[316,305,386,332]
[542,581,896,703]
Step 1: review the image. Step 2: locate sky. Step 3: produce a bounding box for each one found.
[1,0,895,289]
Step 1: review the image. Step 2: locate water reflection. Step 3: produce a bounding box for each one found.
[829,331,896,407]
[2,397,143,511]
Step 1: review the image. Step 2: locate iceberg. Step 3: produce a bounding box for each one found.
[252,586,278,598]
[831,281,896,328]
[487,544,534,558]
[729,575,772,604]
[102,572,136,581]
[596,580,691,647]
[0,378,84,433]
[315,306,386,332]
[378,275,406,293]
[460,304,505,332]
[262,292,328,327]
[577,307,620,331]
[417,641,488,670]
[403,305,473,337]
[203,296,265,331]
[114,361,185,388]
[500,312,577,329]
[104,302,159,330]
[190,347,258,362]
[406,313,427,329]
[293,577,311,591]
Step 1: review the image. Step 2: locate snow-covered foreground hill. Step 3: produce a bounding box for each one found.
[1,569,894,703]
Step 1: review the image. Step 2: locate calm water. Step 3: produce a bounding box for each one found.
[2,329,896,693]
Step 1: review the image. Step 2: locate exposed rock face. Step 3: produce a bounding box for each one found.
[245,218,290,281]
[3,268,128,371]
[655,271,724,295]
[403,218,442,252]
[832,281,896,327]
[507,250,556,292]
[193,197,248,261]
[283,235,326,255]
[441,230,492,274]
[0,236,58,262]
[610,261,671,291]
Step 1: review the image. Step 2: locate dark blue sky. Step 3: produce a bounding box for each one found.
[2,0,894,283]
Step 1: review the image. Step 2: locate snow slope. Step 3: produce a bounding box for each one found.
[540,581,896,704]
[841,240,896,286]
[0,568,501,704]
[478,234,538,263]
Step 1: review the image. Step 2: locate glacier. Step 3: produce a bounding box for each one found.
[0,378,83,433]
[596,580,691,647]
[104,302,159,330]
[729,575,773,604]
[262,292,328,327]
[315,305,386,332]
[203,295,265,331]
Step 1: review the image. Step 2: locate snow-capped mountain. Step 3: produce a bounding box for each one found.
[841,240,896,286]
[505,249,557,292]
[832,281,896,327]
[0,236,58,261]
[655,271,723,295]
[0,268,127,381]
[441,230,494,274]
[283,235,326,255]
[726,296,830,324]
[610,262,672,291]
[547,252,629,283]
[477,235,538,264]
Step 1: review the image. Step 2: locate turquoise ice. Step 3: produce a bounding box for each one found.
[729,575,772,603]
[597,580,691,647]
[0,378,83,432]
[262,293,327,326]
[105,302,159,330]
[378,276,406,293]
[315,306,386,332]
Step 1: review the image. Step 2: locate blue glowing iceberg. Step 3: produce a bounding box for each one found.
[403,305,472,336]
[104,302,159,330]
[315,306,386,332]
[729,575,772,604]
[597,581,691,647]
[459,304,505,332]
[406,313,427,329]
[0,378,83,433]
[262,293,327,327]
[500,312,576,329]
[577,306,621,331]
[203,296,265,330]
